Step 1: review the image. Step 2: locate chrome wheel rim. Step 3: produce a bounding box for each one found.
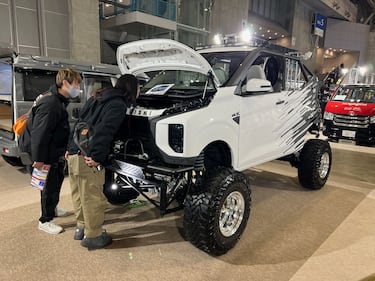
[319,152,330,179]
[219,191,245,237]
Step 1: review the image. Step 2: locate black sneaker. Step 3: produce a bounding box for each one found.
[80,231,112,249]
[74,227,84,240]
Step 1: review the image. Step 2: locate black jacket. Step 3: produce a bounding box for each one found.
[21,85,70,164]
[68,87,128,164]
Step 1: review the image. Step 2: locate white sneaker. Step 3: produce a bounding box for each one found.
[38,221,63,234]
[55,207,71,217]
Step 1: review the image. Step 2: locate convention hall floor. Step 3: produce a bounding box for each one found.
[0,140,374,281]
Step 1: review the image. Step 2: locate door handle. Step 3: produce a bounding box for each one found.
[276,100,285,105]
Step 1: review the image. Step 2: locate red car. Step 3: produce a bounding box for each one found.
[323,84,375,145]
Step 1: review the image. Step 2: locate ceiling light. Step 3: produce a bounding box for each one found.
[359,66,367,75]
[281,35,285,37]
[261,34,265,37]
[267,30,270,33]
[259,27,262,30]
[240,29,252,43]
[213,34,222,45]
[274,32,278,35]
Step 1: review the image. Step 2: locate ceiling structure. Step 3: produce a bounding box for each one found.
[99,0,375,47]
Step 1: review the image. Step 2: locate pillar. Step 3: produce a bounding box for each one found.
[69,0,100,63]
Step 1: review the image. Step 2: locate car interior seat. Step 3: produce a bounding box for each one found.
[241,65,269,93]
[213,66,227,85]
[247,65,267,80]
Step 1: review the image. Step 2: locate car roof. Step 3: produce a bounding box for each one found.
[196,40,297,56]
[341,84,375,87]
[197,46,257,53]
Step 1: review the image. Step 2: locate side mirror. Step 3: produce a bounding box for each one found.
[245,78,272,93]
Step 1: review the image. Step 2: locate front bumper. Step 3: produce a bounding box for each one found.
[115,115,196,168]
[0,136,20,157]
[323,120,375,144]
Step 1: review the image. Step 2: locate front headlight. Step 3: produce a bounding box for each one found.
[168,124,184,153]
[323,111,334,120]
[370,116,375,124]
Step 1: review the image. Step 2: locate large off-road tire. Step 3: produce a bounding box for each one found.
[183,167,251,256]
[2,155,23,166]
[298,139,332,189]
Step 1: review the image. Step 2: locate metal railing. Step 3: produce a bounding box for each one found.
[99,0,176,21]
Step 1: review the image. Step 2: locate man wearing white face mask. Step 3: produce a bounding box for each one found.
[21,68,82,234]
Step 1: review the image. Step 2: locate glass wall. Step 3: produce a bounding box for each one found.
[100,0,211,48]
[249,0,293,31]
[178,0,210,30]
[100,0,177,21]
[177,29,208,48]
[177,0,211,47]
[132,0,177,20]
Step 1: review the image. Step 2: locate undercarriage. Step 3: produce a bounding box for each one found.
[105,159,195,215]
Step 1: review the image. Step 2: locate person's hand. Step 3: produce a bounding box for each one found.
[64,151,69,160]
[84,156,100,167]
[32,161,44,170]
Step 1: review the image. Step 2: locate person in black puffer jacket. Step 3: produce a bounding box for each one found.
[66,74,139,249]
[20,68,82,235]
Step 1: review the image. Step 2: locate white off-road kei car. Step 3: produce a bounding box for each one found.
[104,39,332,255]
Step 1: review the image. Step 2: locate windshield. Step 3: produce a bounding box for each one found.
[332,86,375,103]
[200,51,249,85]
[141,70,215,98]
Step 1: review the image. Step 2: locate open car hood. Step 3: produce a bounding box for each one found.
[116,39,219,85]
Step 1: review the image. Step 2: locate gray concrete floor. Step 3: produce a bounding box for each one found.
[0,140,374,281]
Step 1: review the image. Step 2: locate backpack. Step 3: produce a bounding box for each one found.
[18,91,53,165]
[73,121,94,156]
[13,112,29,137]
[13,91,53,137]
[72,98,103,156]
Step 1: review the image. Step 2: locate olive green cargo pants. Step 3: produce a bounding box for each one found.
[67,154,107,238]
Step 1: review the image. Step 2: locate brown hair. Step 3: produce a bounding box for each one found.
[55,68,82,88]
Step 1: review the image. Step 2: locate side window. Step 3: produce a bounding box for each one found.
[264,56,284,92]
[82,74,116,102]
[16,69,57,101]
[0,62,12,102]
[285,58,307,90]
[241,54,284,93]
[364,89,375,102]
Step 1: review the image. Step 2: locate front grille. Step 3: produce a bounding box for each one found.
[333,114,369,129]
[128,116,152,137]
[121,116,161,163]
